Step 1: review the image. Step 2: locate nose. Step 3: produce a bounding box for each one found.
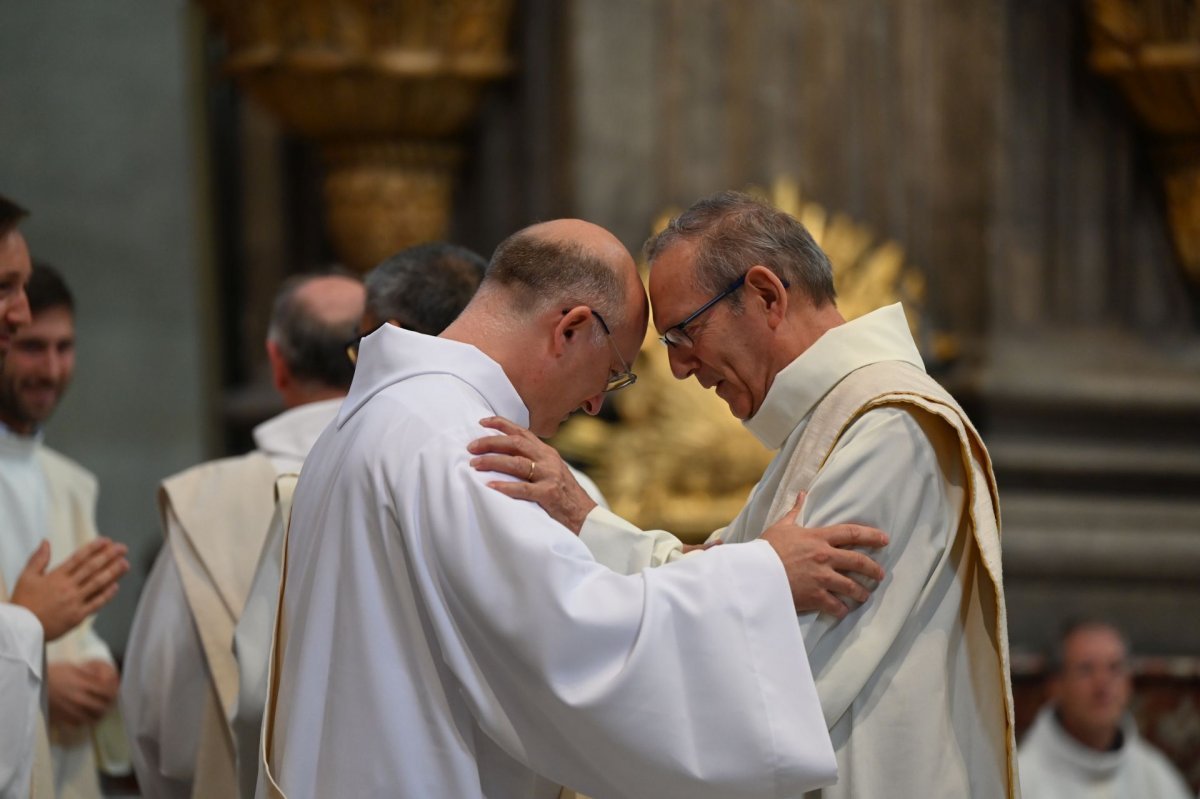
[580,392,604,416]
[6,289,30,329]
[666,346,697,381]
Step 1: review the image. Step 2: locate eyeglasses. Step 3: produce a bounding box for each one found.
[658,272,789,348]
[659,274,747,348]
[589,310,637,392]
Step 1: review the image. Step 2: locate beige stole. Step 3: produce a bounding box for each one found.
[159,453,278,799]
[761,360,1017,798]
[0,573,57,799]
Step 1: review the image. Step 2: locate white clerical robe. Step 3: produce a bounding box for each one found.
[0,429,118,799]
[1019,706,1192,799]
[121,399,341,799]
[581,304,1016,798]
[0,603,45,799]
[261,324,836,799]
[235,461,606,799]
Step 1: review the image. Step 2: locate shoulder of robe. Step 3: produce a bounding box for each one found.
[159,452,278,519]
[36,445,99,500]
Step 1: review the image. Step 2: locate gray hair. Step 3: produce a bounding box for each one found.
[644,190,836,309]
[365,243,487,335]
[484,230,625,330]
[268,273,360,391]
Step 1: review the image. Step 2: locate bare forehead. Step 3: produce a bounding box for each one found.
[647,241,705,326]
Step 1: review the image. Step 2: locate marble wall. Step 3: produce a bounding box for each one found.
[0,3,214,653]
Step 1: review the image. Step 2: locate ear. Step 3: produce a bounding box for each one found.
[265,339,290,394]
[744,265,789,329]
[551,305,594,356]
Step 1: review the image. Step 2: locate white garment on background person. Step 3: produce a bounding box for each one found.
[122,399,341,799]
[1019,706,1192,799]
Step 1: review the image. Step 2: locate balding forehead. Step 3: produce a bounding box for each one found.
[293,275,364,319]
[523,219,628,259]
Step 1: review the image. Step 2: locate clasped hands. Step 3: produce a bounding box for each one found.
[468,416,888,618]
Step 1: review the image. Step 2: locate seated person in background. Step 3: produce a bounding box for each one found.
[1019,619,1192,799]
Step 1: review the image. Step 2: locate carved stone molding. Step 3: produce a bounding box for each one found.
[196,0,514,272]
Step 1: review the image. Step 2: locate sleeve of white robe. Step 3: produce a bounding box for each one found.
[120,536,209,799]
[406,437,837,799]
[0,603,43,799]
[578,507,686,572]
[793,406,965,726]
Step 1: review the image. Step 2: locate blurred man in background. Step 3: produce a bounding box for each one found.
[1019,620,1192,799]
[0,262,124,799]
[121,272,364,799]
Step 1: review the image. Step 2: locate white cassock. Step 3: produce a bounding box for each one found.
[0,427,119,799]
[581,304,1017,799]
[260,324,836,799]
[1019,706,1192,799]
[234,462,606,799]
[0,603,45,799]
[121,399,341,799]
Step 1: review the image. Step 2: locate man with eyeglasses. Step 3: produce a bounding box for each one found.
[260,218,891,799]
[470,192,1017,798]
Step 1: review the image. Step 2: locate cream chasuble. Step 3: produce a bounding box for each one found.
[580,304,1018,798]
[0,429,119,799]
[260,325,837,799]
[122,400,341,799]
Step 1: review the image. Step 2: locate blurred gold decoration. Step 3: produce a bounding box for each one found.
[554,177,941,542]
[196,0,514,272]
[1087,0,1200,289]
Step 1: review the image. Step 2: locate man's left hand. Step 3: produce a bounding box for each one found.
[468,416,598,534]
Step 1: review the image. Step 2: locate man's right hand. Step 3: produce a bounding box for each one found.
[10,538,129,641]
[47,659,120,728]
[761,493,889,618]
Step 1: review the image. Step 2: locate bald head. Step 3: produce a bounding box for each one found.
[267,274,365,401]
[482,219,647,332]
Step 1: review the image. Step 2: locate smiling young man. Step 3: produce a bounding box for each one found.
[0,262,127,799]
[260,218,891,799]
[470,192,1018,798]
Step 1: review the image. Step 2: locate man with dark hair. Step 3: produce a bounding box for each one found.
[0,261,125,799]
[122,273,365,799]
[0,194,33,347]
[1019,620,1191,799]
[259,219,889,798]
[360,241,487,336]
[472,192,1016,797]
[0,211,127,799]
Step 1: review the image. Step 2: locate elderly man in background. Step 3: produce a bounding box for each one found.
[0,263,124,799]
[0,193,128,799]
[261,218,890,799]
[1019,620,1192,799]
[121,272,365,799]
[473,191,1016,797]
[232,242,488,798]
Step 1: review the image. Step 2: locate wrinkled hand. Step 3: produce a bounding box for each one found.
[10,538,129,641]
[762,492,889,618]
[47,659,119,728]
[468,416,598,534]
